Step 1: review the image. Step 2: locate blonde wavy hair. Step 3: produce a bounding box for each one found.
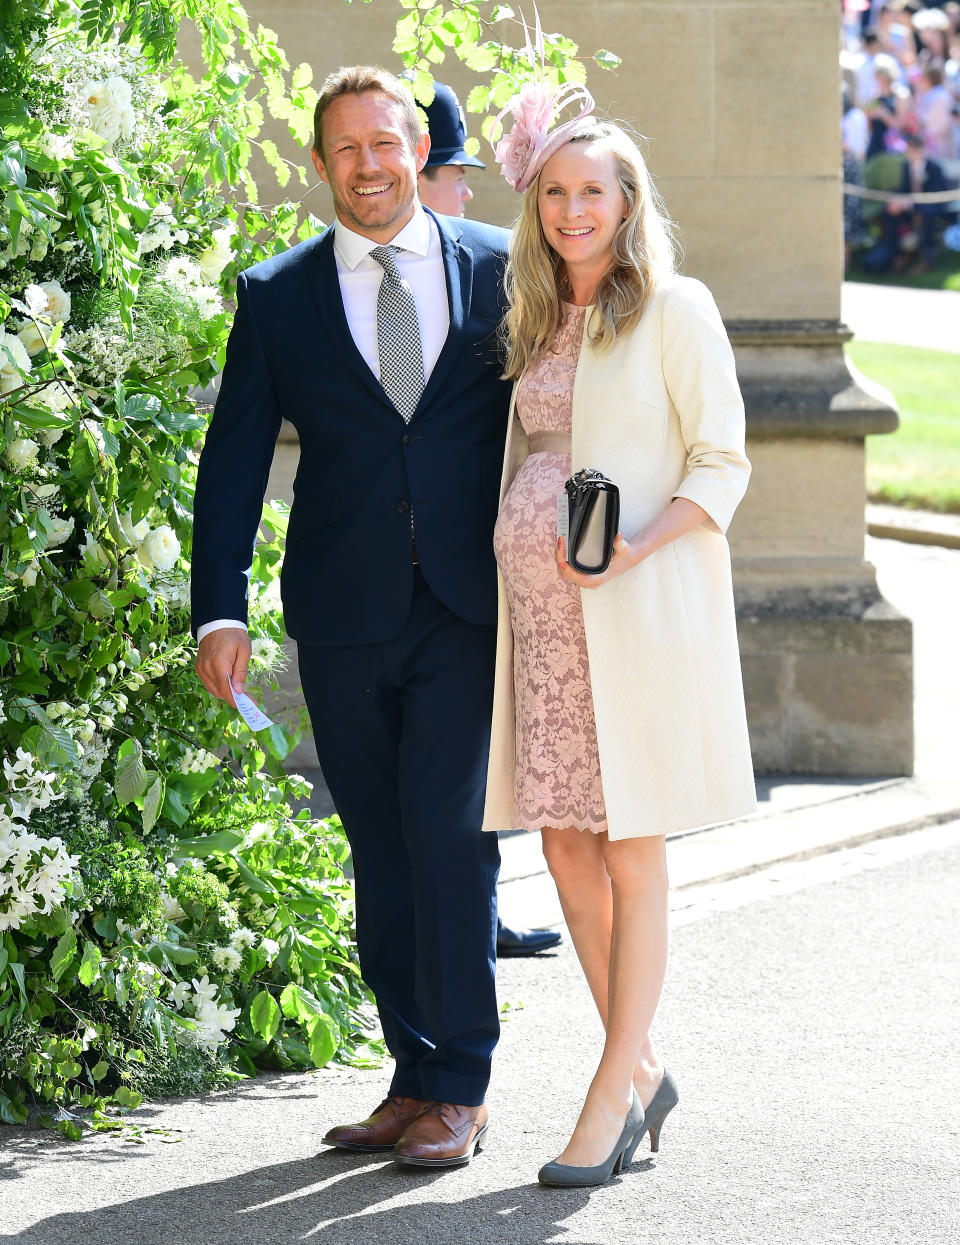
[502,120,679,379]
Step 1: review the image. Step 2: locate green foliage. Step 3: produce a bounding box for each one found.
[0,0,378,1139]
[390,1,621,148]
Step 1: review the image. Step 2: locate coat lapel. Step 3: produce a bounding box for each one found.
[307,229,394,413]
[414,210,473,419]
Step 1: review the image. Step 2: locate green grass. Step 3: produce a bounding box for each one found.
[846,251,960,292]
[848,341,960,513]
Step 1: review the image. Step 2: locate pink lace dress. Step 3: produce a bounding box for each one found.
[493,303,608,834]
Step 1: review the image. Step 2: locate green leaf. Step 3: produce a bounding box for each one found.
[595,49,622,70]
[112,1085,143,1109]
[141,773,165,833]
[115,738,148,806]
[90,1060,109,1082]
[0,1092,29,1125]
[307,1015,337,1068]
[162,786,191,828]
[170,827,245,858]
[279,981,326,1025]
[250,988,281,1042]
[77,941,102,988]
[51,929,78,982]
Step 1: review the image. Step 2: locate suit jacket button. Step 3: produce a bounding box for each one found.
[396,499,410,514]
[402,434,413,446]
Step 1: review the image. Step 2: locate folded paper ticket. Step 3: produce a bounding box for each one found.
[228,678,274,732]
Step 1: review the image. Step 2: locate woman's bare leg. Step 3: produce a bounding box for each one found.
[541,827,667,1112]
[553,833,668,1167]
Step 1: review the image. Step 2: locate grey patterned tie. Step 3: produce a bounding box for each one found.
[369,245,425,423]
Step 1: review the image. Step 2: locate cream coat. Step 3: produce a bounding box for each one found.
[482,274,757,841]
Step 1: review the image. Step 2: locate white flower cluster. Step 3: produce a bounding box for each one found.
[251,576,283,617]
[159,254,223,321]
[178,748,220,776]
[2,748,62,820]
[168,974,241,1050]
[0,755,76,933]
[153,574,190,610]
[31,36,165,158]
[139,203,189,256]
[249,637,283,671]
[0,813,81,932]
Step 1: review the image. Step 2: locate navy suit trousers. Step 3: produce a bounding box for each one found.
[297,568,500,1106]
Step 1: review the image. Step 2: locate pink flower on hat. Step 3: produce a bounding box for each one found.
[493,79,596,193]
[494,82,557,191]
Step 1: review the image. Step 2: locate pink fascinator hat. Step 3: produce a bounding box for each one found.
[492,9,595,192]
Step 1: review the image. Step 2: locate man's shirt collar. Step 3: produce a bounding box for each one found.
[333,205,433,270]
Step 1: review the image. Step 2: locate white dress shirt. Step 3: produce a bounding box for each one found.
[197,206,449,643]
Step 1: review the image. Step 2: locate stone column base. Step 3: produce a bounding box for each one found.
[738,601,913,776]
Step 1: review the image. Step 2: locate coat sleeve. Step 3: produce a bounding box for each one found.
[660,278,751,534]
[190,270,282,635]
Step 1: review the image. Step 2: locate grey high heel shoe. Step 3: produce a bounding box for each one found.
[537,1091,645,1188]
[622,1068,679,1165]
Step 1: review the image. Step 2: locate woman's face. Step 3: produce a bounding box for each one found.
[537,141,628,280]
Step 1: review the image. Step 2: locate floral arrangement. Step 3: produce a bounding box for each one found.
[0,0,373,1139]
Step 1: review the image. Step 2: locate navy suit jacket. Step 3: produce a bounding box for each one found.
[191,210,512,646]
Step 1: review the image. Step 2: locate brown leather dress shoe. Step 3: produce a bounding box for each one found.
[392,1100,489,1167]
[321,1095,427,1152]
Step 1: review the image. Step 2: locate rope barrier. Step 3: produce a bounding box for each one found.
[842,183,960,203]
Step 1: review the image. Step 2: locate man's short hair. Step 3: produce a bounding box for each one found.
[313,65,422,161]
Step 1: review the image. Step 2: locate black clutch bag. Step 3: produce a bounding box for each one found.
[563,468,620,574]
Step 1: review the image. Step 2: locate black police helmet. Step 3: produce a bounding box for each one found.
[423,81,486,169]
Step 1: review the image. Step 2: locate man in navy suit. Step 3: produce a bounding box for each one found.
[192,66,510,1168]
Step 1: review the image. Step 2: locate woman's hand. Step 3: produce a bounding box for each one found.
[555,533,634,589]
[555,498,712,589]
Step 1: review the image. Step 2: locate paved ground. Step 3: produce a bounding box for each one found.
[842,280,960,353]
[3,819,957,1243]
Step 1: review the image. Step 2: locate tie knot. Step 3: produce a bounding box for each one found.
[370,245,404,279]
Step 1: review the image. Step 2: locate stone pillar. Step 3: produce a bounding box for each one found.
[232,0,913,775]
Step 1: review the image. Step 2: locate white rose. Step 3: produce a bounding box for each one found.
[119,509,150,546]
[37,381,76,415]
[138,525,180,572]
[20,560,40,588]
[5,438,40,470]
[0,331,32,393]
[40,428,67,448]
[38,280,71,324]
[197,226,236,283]
[17,323,50,358]
[45,516,74,548]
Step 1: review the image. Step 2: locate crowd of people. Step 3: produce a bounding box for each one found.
[841,0,960,272]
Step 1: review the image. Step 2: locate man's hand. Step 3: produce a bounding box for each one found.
[195,628,252,706]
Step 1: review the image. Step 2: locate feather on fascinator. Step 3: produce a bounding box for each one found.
[491,8,595,193]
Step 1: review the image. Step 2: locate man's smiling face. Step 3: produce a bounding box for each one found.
[313,91,430,241]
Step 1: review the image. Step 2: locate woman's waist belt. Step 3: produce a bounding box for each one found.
[527,431,572,455]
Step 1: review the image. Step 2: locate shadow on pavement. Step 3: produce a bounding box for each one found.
[0,1146,614,1245]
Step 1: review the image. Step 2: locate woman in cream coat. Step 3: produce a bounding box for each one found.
[483,113,755,1187]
